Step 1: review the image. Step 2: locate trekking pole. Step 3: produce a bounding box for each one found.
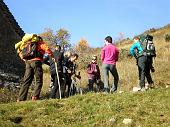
[54,61,62,99]
[79,78,83,95]
[78,72,83,95]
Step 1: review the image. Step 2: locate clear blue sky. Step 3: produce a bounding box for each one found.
[4,0,170,47]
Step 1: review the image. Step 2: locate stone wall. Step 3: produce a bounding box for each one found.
[0,0,25,76]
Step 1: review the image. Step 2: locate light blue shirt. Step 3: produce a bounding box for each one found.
[129,41,143,56]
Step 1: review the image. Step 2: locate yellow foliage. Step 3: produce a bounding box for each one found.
[75,38,89,52]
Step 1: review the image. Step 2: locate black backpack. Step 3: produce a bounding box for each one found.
[21,41,38,59]
[140,34,156,57]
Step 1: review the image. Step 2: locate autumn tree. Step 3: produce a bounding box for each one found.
[75,38,90,53]
[40,28,71,50]
[40,28,55,44]
[56,28,71,50]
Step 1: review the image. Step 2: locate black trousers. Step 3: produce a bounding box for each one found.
[88,78,101,92]
[50,71,64,99]
[137,56,153,88]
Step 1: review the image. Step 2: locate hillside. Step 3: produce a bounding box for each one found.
[0,88,170,127]
[0,24,170,126]
[78,23,170,91]
[114,24,170,91]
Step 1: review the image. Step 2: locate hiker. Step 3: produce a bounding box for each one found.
[129,36,155,91]
[44,45,65,98]
[63,53,79,97]
[101,36,119,93]
[15,34,53,101]
[87,55,101,92]
[63,51,72,74]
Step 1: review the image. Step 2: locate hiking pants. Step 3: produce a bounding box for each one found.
[50,71,63,99]
[18,60,43,101]
[64,73,72,97]
[102,64,119,92]
[88,78,100,92]
[137,56,153,88]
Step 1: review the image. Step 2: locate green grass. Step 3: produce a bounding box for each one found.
[0,88,170,127]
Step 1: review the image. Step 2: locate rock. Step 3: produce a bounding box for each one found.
[0,71,21,90]
[119,91,124,93]
[109,117,116,123]
[133,87,141,92]
[123,118,132,125]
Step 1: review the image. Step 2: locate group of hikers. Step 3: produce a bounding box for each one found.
[15,33,156,102]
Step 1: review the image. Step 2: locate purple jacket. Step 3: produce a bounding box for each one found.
[101,43,119,65]
[87,62,101,80]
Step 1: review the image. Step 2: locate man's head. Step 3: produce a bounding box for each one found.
[92,55,97,63]
[37,36,43,42]
[70,53,79,62]
[64,51,72,58]
[105,36,112,44]
[31,34,39,42]
[55,45,61,51]
[133,36,140,42]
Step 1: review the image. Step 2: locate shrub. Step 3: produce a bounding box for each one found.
[119,48,129,60]
[0,88,19,103]
[165,34,170,42]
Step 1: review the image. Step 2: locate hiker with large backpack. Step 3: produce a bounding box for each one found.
[129,35,156,91]
[15,34,53,101]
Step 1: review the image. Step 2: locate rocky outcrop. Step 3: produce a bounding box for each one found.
[0,70,21,89]
[0,0,25,76]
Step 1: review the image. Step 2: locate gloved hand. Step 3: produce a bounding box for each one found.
[127,53,132,57]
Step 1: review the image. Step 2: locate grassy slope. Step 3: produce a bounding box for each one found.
[0,88,170,127]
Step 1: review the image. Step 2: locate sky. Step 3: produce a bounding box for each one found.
[3,0,170,47]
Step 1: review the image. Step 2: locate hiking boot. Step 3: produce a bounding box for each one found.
[16,99,20,102]
[103,88,109,94]
[151,67,155,73]
[32,96,38,101]
[149,83,155,89]
[140,88,146,92]
[145,83,150,90]
[132,87,141,92]
[110,88,117,93]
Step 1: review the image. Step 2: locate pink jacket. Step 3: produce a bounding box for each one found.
[101,43,119,65]
[87,62,101,79]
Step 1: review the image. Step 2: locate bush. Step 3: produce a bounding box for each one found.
[0,88,19,103]
[119,48,129,60]
[165,34,170,42]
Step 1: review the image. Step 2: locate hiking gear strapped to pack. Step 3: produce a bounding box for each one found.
[21,41,39,60]
[15,34,37,53]
[15,34,43,60]
[140,34,156,57]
